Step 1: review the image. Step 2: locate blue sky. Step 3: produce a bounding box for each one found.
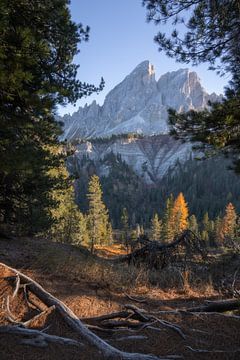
[59,0,229,115]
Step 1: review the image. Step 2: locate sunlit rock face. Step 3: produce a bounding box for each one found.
[67,135,193,184]
[61,61,221,140]
[61,61,221,183]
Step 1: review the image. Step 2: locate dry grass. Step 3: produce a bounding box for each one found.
[95,244,127,257]
[33,242,216,300]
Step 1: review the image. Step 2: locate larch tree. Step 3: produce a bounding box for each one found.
[221,202,237,241]
[150,213,162,241]
[172,193,189,235]
[87,175,111,253]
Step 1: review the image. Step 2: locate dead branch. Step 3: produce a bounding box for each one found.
[0,262,172,360]
[83,310,130,323]
[125,293,147,303]
[186,345,240,354]
[124,304,150,322]
[232,268,240,297]
[115,335,148,341]
[110,230,206,269]
[3,296,24,325]
[23,284,44,312]
[101,319,148,329]
[187,299,240,313]
[152,317,186,340]
[0,325,83,348]
[12,274,20,299]
[23,306,56,327]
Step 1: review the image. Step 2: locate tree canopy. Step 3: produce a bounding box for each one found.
[0,0,103,234]
[143,0,240,169]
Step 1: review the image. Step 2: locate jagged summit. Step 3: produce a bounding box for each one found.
[61,61,221,140]
[130,60,155,76]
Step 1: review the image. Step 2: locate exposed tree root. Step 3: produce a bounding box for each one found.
[0,262,177,360]
[84,303,186,340]
[125,293,147,303]
[0,325,83,348]
[186,345,240,354]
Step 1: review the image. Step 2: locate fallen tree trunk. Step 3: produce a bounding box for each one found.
[0,262,173,360]
[110,230,206,269]
[188,299,240,313]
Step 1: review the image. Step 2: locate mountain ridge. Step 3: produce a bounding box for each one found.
[61,61,221,140]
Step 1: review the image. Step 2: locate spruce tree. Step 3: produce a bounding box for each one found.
[87,175,111,253]
[162,194,175,243]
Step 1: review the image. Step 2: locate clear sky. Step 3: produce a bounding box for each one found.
[58,0,229,116]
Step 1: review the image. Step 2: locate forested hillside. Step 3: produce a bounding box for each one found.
[71,151,240,228]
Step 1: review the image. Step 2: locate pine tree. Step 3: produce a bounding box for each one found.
[143,0,240,171]
[51,187,88,245]
[87,175,111,253]
[221,202,237,241]
[0,0,103,235]
[162,194,175,243]
[188,215,199,235]
[172,193,189,235]
[150,213,162,241]
[50,164,89,245]
[214,216,224,246]
[201,212,210,245]
[121,207,129,248]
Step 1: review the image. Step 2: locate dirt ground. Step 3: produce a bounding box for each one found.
[0,236,240,359]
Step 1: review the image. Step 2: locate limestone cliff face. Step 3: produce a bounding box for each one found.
[68,135,192,184]
[61,61,221,140]
[62,61,221,183]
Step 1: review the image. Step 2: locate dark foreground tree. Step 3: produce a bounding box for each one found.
[143,0,240,169]
[0,0,104,234]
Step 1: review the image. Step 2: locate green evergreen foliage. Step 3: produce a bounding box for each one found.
[87,175,112,252]
[143,0,239,75]
[121,207,129,247]
[51,183,89,245]
[150,213,162,241]
[161,195,174,243]
[188,215,199,236]
[73,152,240,229]
[0,0,103,234]
[143,0,240,170]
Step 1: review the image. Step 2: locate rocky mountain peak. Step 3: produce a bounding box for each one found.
[130,60,155,77]
[61,61,221,140]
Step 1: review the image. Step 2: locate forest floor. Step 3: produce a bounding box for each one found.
[0,236,240,359]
